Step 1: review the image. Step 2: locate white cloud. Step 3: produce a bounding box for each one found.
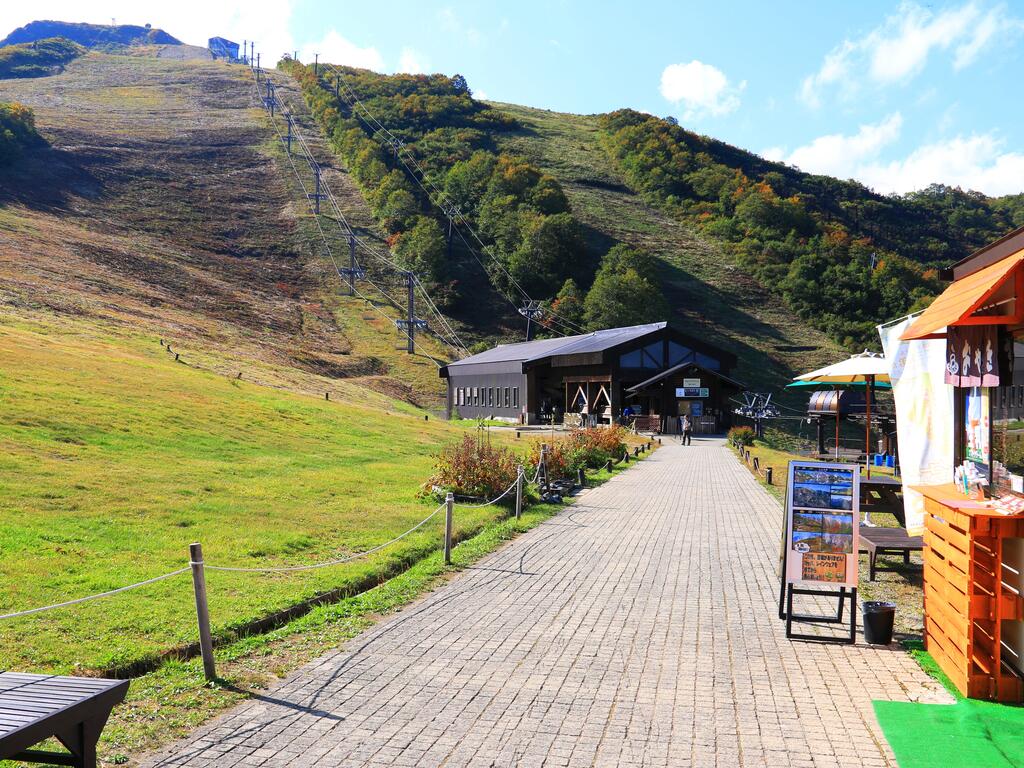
[801,2,1022,107]
[1,1,296,64]
[397,47,428,74]
[659,60,744,120]
[859,134,1024,195]
[299,29,383,71]
[762,146,786,162]
[474,87,489,100]
[784,113,903,179]
[775,115,1024,195]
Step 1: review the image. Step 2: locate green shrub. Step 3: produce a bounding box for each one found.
[0,101,41,165]
[728,426,755,447]
[528,425,629,479]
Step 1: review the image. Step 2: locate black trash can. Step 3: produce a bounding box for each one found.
[862,601,896,645]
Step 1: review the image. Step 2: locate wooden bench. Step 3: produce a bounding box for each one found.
[858,525,923,581]
[0,672,128,767]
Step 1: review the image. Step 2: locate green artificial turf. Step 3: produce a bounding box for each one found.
[874,698,1024,768]
[875,644,1024,768]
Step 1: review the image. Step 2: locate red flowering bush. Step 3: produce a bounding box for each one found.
[426,433,519,500]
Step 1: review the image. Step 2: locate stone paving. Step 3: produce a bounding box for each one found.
[144,437,953,767]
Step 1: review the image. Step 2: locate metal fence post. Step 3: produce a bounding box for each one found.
[577,468,585,488]
[444,492,454,564]
[188,542,216,681]
[515,466,524,520]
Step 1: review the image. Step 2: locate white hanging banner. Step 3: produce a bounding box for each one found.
[878,316,955,536]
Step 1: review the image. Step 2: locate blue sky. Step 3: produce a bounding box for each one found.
[5,1,1024,195]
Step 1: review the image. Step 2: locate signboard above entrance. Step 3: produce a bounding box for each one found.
[675,387,709,398]
[683,378,701,388]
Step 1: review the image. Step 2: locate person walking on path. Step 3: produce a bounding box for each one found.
[681,414,692,445]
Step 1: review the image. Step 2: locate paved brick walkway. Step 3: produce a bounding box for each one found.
[145,438,952,767]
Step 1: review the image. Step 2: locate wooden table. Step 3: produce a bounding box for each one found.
[861,475,905,526]
[0,672,128,767]
[858,525,923,581]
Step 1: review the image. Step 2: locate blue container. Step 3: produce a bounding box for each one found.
[885,455,895,468]
[873,454,883,466]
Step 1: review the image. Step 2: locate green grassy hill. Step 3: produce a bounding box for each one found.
[0,49,487,675]
[490,102,846,388]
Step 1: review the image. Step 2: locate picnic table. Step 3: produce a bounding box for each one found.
[858,525,923,581]
[0,672,128,767]
[861,475,905,526]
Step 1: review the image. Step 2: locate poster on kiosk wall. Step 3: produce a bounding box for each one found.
[785,461,860,588]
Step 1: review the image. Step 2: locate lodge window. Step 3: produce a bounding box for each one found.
[457,388,464,406]
[473,387,479,406]
[504,387,510,408]
[488,387,494,407]
[513,387,519,408]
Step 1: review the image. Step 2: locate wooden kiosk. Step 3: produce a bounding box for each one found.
[899,227,1024,702]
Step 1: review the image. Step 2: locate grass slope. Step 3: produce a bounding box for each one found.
[0,51,450,408]
[0,313,500,675]
[489,102,845,390]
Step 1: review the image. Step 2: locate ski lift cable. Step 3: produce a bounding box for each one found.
[278,92,468,354]
[320,63,588,337]
[250,70,444,361]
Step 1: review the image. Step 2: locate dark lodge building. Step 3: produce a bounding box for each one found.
[440,322,745,433]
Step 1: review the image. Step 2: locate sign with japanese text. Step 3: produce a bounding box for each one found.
[785,461,859,588]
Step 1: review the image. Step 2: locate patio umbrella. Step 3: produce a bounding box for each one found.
[793,351,892,478]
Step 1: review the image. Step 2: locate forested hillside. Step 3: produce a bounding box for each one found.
[598,110,1024,346]
[285,59,1024,352]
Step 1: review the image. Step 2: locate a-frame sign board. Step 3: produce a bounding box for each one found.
[778,460,860,644]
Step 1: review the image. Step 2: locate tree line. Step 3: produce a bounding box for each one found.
[280,59,666,334]
[599,109,1024,348]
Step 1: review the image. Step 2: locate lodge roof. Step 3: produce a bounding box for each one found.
[446,322,669,369]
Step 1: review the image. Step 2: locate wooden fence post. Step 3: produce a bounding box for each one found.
[577,468,585,488]
[188,542,216,681]
[515,466,524,520]
[444,492,454,565]
[765,467,773,485]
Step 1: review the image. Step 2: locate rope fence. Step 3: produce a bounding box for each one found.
[0,438,654,680]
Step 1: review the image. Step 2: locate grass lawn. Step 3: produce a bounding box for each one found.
[0,313,519,675]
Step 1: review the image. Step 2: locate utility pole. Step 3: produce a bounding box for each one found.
[337,233,364,295]
[519,301,544,341]
[307,164,326,214]
[263,80,277,116]
[404,270,415,354]
[249,42,254,66]
[314,52,319,76]
[242,39,247,65]
[442,201,460,263]
[283,113,293,153]
[395,271,426,354]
